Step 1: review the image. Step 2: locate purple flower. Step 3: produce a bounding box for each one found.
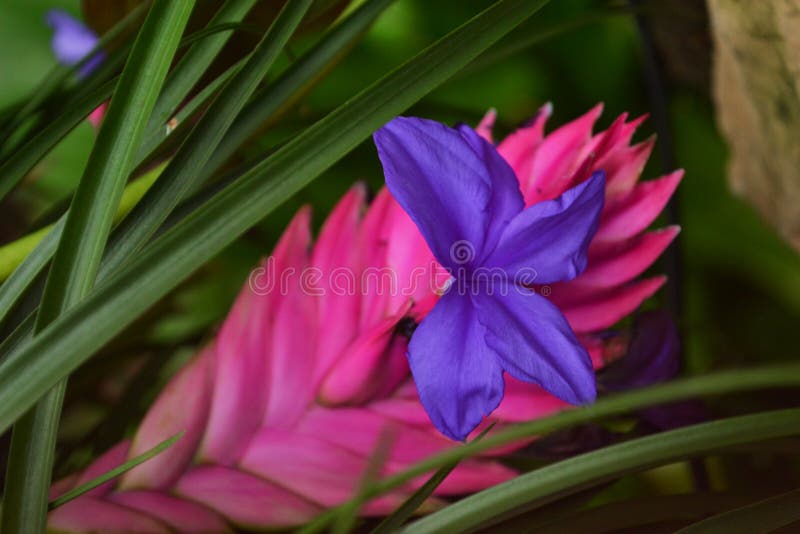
[46,9,104,78]
[599,311,681,391]
[373,117,606,440]
[599,311,708,430]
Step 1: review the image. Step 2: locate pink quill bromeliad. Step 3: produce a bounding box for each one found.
[49,104,681,532]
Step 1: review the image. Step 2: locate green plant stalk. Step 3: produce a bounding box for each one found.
[403,408,800,533]
[0,2,193,532]
[99,0,315,280]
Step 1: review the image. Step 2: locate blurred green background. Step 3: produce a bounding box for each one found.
[2,0,799,494]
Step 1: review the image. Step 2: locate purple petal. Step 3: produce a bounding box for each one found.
[476,289,596,405]
[374,117,523,271]
[485,171,605,284]
[598,312,709,430]
[408,290,504,441]
[46,10,104,77]
[598,311,681,390]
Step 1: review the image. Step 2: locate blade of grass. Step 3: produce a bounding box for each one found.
[146,0,257,133]
[0,2,194,531]
[0,56,244,333]
[517,493,760,533]
[135,56,246,164]
[675,487,800,534]
[464,6,640,76]
[296,363,800,523]
[0,3,148,151]
[371,424,497,534]
[0,20,258,204]
[402,408,800,533]
[0,165,164,340]
[0,0,392,333]
[99,0,315,277]
[0,0,551,435]
[201,0,395,183]
[0,78,117,202]
[48,432,183,509]
[332,427,397,534]
[0,164,165,331]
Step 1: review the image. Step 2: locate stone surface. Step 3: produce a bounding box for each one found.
[709,0,800,251]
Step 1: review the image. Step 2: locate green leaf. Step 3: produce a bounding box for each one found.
[146,0,258,133]
[0,3,147,152]
[99,0,315,279]
[517,493,759,533]
[319,364,800,517]
[0,164,164,333]
[402,408,800,533]
[0,55,244,335]
[0,78,116,202]
[48,432,183,510]
[371,424,497,534]
[675,487,800,534]
[0,1,194,531]
[0,0,553,428]
[135,56,246,166]
[0,0,391,333]
[0,20,258,205]
[202,0,396,180]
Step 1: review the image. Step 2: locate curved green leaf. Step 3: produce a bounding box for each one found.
[675,487,800,534]
[48,432,183,510]
[0,0,552,431]
[99,0,315,279]
[1,1,194,531]
[403,409,800,533]
[147,0,257,132]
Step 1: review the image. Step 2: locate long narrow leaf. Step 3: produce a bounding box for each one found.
[675,487,800,534]
[0,2,194,531]
[48,432,183,510]
[402,409,800,533]
[0,78,116,202]
[0,0,554,431]
[0,165,163,335]
[147,0,257,132]
[371,424,497,534]
[0,0,392,334]
[202,0,395,181]
[135,57,246,165]
[99,0,315,277]
[317,363,800,517]
[0,20,256,204]
[0,3,147,151]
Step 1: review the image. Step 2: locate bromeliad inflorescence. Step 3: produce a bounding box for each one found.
[48,105,682,531]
